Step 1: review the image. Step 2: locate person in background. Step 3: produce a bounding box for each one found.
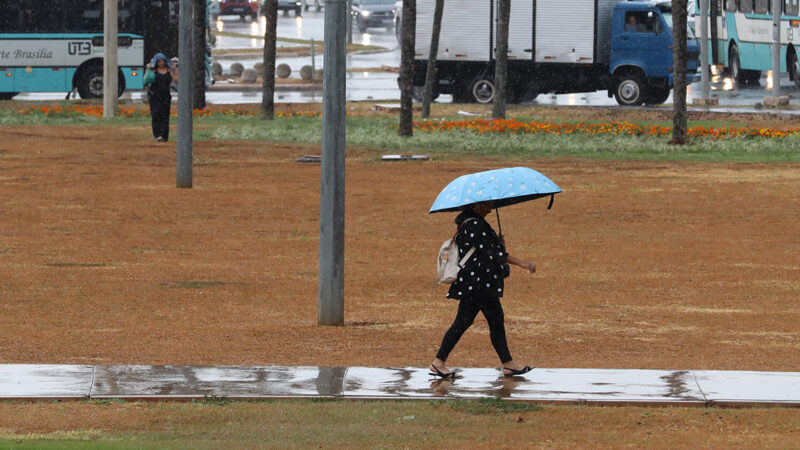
[625,14,639,32]
[143,53,177,142]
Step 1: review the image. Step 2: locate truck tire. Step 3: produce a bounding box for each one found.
[645,86,670,105]
[613,73,645,106]
[470,76,495,103]
[412,85,439,103]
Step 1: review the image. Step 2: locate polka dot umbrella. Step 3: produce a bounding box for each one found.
[428,167,562,234]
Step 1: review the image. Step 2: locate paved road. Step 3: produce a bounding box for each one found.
[12,11,800,108]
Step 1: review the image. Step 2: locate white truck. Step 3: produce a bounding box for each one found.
[412,0,700,105]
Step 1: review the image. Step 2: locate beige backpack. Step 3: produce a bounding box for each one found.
[435,219,477,285]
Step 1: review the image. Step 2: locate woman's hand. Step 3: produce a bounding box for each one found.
[506,255,536,274]
[520,260,536,274]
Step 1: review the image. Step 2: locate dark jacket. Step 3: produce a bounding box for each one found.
[446,215,509,300]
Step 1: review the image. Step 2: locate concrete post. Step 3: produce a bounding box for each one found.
[700,0,710,100]
[347,0,353,44]
[177,0,194,188]
[311,38,316,79]
[772,0,781,95]
[103,0,118,118]
[319,0,347,326]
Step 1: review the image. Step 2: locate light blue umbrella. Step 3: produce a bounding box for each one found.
[429,167,561,234]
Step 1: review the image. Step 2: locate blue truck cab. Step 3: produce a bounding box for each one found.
[609,1,700,106]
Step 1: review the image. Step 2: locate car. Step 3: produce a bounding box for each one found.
[304,0,324,12]
[262,0,302,16]
[215,0,259,20]
[351,0,395,32]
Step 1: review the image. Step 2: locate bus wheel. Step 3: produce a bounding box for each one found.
[790,53,800,88]
[77,66,124,99]
[470,76,496,103]
[613,73,645,106]
[0,92,19,100]
[729,44,745,85]
[77,66,105,99]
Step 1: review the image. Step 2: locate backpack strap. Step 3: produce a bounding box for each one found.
[458,247,476,268]
[454,218,478,267]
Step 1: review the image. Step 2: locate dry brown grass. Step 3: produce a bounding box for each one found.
[1,400,799,448]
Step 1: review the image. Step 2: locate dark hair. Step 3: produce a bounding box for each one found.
[454,205,478,225]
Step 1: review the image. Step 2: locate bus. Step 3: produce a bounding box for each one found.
[697,0,800,86]
[0,0,181,100]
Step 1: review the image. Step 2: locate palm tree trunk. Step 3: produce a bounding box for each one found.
[492,0,510,119]
[262,0,278,120]
[421,0,444,118]
[192,0,207,110]
[399,0,416,136]
[669,0,688,145]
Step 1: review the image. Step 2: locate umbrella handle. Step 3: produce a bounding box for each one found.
[495,208,502,239]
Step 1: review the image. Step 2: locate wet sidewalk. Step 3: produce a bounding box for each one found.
[1,365,798,407]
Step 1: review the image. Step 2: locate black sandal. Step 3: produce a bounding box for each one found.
[503,366,534,377]
[429,364,456,379]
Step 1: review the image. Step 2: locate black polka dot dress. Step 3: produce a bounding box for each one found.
[446,215,509,301]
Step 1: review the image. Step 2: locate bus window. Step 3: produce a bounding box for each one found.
[725,0,737,12]
[788,0,800,15]
[65,0,103,32]
[740,0,754,13]
[0,5,20,32]
[754,0,769,13]
[119,0,145,34]
[15,0,66,32]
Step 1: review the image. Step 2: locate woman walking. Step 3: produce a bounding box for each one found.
[430,201,537,379]
[143,53,177,142]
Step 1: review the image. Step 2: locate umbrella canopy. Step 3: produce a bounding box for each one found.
[428,167,562,214]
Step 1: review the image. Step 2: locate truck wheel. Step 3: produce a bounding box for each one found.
[613,74,645,106]
[645,86,670,105]
[412,85,439,103]
[470,77,495,103]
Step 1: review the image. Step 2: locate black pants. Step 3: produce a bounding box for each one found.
[435,293,513,364]
[149,94,171,140]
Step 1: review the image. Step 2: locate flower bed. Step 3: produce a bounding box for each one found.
[414,118,800,140]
